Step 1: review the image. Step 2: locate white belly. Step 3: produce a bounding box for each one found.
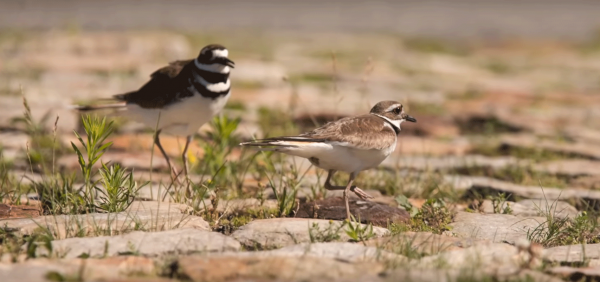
[124,93,230,136]
[282,142,395,173]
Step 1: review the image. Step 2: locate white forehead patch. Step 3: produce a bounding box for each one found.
[212,49,228,58]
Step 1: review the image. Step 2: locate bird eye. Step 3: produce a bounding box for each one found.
[393,107,401,115]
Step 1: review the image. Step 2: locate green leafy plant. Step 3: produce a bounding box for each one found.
[346,216,376,242]
[70,115,115,209]
[194,115,258,198]
[24,230,54,259]
[396,195,419,217]
[35,173,85,215]
[270,182,297,218]
[0,149,17,204]
[527,197,600,247]
[185,175,222,226]
[308,221,343,243]
[259,155,307,217]
[395,197,453,234]
[414,199,453,233]
[490,192,513,214]
[95,163,146,212]
[200,115,240,176]
[32,115,144,215]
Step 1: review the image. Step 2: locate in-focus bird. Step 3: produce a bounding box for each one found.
[74,44,235,179]
[240,100,416,220]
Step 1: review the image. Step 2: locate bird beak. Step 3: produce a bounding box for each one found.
[219,57,235,68]
[404,115,417,123]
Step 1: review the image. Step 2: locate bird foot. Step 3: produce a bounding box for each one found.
[351,187,374,200]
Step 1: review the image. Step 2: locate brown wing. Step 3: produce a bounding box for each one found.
[300,114,397,150]
[149,59,193,79]
[113,59,194,108]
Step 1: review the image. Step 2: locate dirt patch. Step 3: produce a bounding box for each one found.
[455,115,523,135]
[0,203,41,219]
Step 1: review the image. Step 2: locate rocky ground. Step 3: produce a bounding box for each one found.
[1,29,600,281]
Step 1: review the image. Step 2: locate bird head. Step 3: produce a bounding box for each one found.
[197,44,235,70]
[370,100,416,130]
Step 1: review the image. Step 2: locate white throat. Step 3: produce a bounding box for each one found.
[373,114,403,132]
[194,59,231,74]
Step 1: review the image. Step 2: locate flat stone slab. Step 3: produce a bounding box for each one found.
[0,132,29,150]
[0,201,208,238]
[563,127,600,144]
[366,231,488,255]
[258,242,404,263]
[544,244,600,263]
[380,268,467,282]
[478,199,579,219]
[295,197,409,226]
[571,175,600,190]
[382,155,522,171]
[549,266,600,281]
[449,175,600,210]
[449,211,545,244]
[534,159,600,177]
[136,185,280,213]
[231,218,390,249]
[177,255,385,282]
[516,199,579,219]
[410,243,537,274]
[0,256,156,282]
[37,229,240,258]
[204,198,279,214]
[381,268,560,282]
[501,134,600,160]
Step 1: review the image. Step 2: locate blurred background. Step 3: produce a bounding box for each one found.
[1,0,600,190]
[3,3,600,279]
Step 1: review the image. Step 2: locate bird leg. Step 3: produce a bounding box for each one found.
[181,135,193,178]
[181,135,193,197]
[153,130,181,182]
[323,170,374,201]
[342,173,356,220]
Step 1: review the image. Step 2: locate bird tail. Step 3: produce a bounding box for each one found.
[69,103,126,112]
[240,136,325,151]
[70,90,134,112]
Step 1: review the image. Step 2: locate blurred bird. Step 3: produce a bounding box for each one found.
[74,44,235,180]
